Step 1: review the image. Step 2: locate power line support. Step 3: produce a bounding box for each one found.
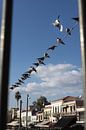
[78,0,86,129]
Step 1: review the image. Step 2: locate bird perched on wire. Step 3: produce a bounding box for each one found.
[30,66,37,73]
[15,82,22,86]
[44,52,50,58]
[18,79,24,83]
[47,45,57,51]
[9,84,19,90]
[21,74,31,80]
[66,28,71,35]
[9,86,14,90]
[56,37,65,45]
[72,17,79,22]
[33,62,39,67]
[37,56,45,61]
[25,69,33,74]
[21,73,31,80]
[37,58,45,65]
[52,15,63,32]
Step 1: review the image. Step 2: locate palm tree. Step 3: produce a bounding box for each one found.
[15,91,21,108]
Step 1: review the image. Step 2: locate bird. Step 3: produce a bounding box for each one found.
[37,59,45,65]
[47,45,57,50]
[21,76,26,80]
[66,28,71,35]
[37,56,45,61]
[33,62,39,67]
[9,86,14,90]
[18,79,24,83]
[72,17,79,22]
[21,75,31,80]
[56,37,65,45]
[26,69,33,74]
[9,84,19,90]
[30,66,37,73]
[44,52,50,58]
[12,84,19,87]
[15,82,22,86]
[21,73,31,80]
[52,15,63,32]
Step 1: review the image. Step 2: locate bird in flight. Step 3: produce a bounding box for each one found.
[56,37,65,45]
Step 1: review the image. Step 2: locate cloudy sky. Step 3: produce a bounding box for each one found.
[6,0,83,109]
[16,63,82,98]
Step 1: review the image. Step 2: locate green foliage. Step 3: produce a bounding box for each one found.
[32,96,50,111]
[15,91,21,108]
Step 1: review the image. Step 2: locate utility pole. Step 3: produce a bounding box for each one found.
[19,100,22,130]
[26,94,29,129]
[0,0,13,130]
[78,0,86,129]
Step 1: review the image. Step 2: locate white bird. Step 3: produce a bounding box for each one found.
[52,17,63,32]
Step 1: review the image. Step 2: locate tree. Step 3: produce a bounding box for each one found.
[32,96,50,111]
[15,91,21,108]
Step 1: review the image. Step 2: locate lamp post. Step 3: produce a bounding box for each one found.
[26,94,29,129]
[19,100,22,130]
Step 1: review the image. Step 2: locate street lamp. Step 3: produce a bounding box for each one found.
[19,100,22,130]
[26,94,30,128]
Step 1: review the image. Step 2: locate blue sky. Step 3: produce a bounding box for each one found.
[7,0,83,109]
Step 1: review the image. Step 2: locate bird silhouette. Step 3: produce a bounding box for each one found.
[10,84,19,90]
[72,17,79,22]
[47,45,57,51]
[25,69,33,74]
[22,73,29,77]
[30,66,37,73]
[9,86,14,90]
[66,28,71,35]
[33,62,39,67]
[52,15,63,32]
[56,37,65,45]
[15,82,22,86]
[44,52,50,58]
[21,73,31,80]
[37,57,45,61]
[21,76,26,80]
[21,75,31,80]
[18,79,24,83]
[37,59,45,65]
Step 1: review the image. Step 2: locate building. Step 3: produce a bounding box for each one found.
[51,97,64,122]
[43,104,52,121]
[36,111,44,122]
[61,96,83,117]
[21,109,37,127]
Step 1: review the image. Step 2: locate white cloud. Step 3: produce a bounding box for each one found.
[17,63,83,100]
